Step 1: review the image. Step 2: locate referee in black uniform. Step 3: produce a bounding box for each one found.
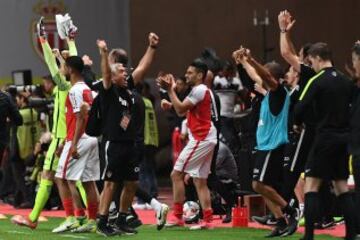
[294,42,358,240]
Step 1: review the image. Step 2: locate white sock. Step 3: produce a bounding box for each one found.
[299,203,305,214]
[150,198,162,213]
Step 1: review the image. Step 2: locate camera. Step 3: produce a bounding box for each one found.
[6,85,40,97]
[28,97,54,110]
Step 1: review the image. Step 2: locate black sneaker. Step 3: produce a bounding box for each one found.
[315,218,335,229]
[108,209,118,225]
[283,209,300,236]
[115,223,138,235]
[252,214,277,226]
[265,225,287,238]
[96,224,119,237]
[126,215,143,229]
[222,212,232,224]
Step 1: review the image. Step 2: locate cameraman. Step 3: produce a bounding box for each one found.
[11,93,41,208]
[0,90,22,180]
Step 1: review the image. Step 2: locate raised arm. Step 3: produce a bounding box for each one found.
[247,56,278,91]
[278,10,301,72]
[233,48,263,87]
[67,37,78,57]
[97,40,111,90]
[132,32,160,85]
[157,74,193,117]
[40,38,69,91]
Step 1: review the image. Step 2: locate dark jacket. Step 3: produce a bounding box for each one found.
[0,91,23,149]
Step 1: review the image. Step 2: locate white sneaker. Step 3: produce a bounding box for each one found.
[52,216,80,233]
[132,203,147,210]
[55,14,67,39]
[156,204,169,231]
[71,219,96,233]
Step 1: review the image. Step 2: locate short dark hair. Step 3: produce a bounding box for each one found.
[190,59,208,80]
[65,56,84,73]
[308,42,332,61]
[264,61,284,81]
[352,42,360,57]
[109,48,128,66]
[176,76,186,83]
[301,43,313,59]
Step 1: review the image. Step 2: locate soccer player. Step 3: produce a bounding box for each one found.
[232,47,298,237]
[54,55,100,233]
[158,60,217,230]
[294,42,358,240]
[11,16,83,231]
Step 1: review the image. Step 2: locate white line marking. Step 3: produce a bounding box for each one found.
[7,230,32,235]
[61,235,88,239]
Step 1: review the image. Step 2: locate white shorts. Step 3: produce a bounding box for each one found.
[174,138,217,179]
[56,137,100,182]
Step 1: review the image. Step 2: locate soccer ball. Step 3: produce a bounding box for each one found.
[183,201,200,224]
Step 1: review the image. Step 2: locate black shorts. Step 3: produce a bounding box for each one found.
[305,132,349,181]
[283,129,315,174]
[104,141,139,182]
[252,145,285,187]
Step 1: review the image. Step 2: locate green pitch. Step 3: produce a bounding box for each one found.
[0,218,340,240]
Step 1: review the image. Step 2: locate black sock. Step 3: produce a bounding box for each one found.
[276,217,287,228]
[135,188,152,203]
[128,206,139,219]
[289,197,299,209]
[282,203,295,215]
[116,212,128,225]
[338,192,357,240]
[304,192,319,240]
[97,214,108,226]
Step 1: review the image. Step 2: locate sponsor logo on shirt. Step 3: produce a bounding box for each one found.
[258,119,264,126]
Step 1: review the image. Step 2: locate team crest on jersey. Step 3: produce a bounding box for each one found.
[31,0,67,61]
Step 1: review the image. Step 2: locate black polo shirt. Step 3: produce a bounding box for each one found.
[100,82,137,141]
[294,67,352,132]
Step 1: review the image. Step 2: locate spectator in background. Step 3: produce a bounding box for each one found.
[138,82,159,205]
[213,60,243,149]
[161,76,190,131]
